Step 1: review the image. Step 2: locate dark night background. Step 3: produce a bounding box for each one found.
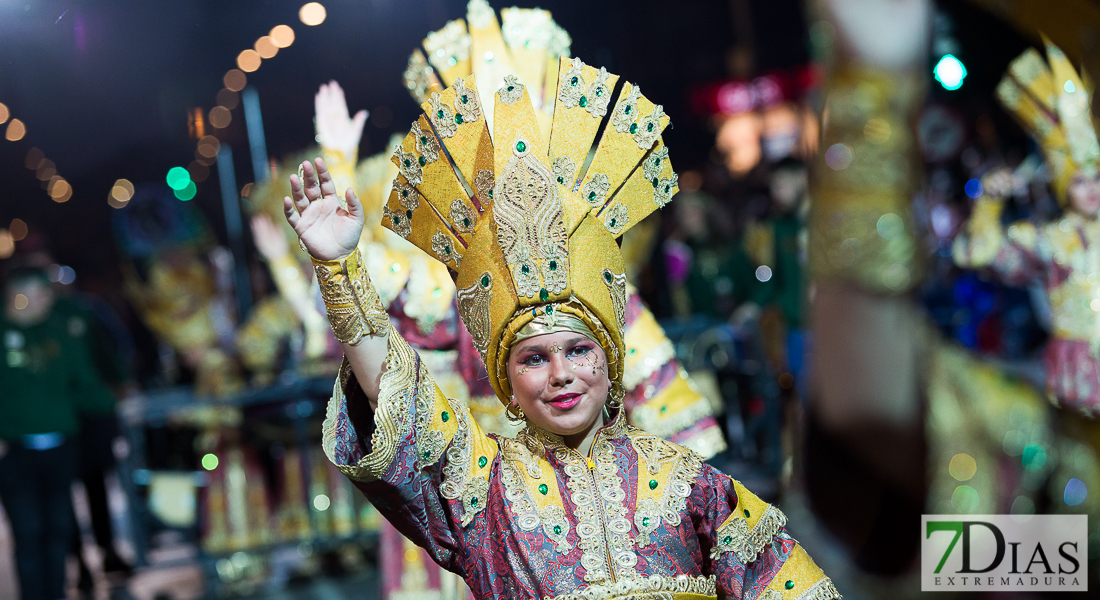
[0,0,1032,294]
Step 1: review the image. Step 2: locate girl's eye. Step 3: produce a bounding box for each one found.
[522,354,546,366]
[567,345,591,358]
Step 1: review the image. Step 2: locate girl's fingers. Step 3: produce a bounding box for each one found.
[289,174,311,214]
[315,158,338,199]
[283,196,301,229]
[301,160,323,202]
[345,188,364,221]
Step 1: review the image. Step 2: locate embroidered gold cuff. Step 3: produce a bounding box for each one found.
[312,248,390,345]
[809,66,923,294]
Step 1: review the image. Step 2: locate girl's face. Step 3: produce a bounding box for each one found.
[1068,171,1100,217]
[506,330,611,438]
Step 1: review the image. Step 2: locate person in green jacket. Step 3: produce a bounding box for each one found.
[0,265,107,600]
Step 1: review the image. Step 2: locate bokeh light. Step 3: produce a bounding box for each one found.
[863,117,891,143]
[188,160,210,183]
[5,118,26,141]
[755,265,772,282]
[109,179,134,208]
[934,54,967,91]
[209,106,232,129]
[166,166,191,190]
[299,3,327,26]
[825,143,853,170]
[236,49,261,73]
[9,219,28,241]
[201,454,219,471]
[216,89,240,110]
[35,159,56,181]
[313,494,331,511]
[1022,443,1048,471]
[24,147,44,170]
[951,485,979,513]
[0,103,8,124]
[948,453,977,481]
[223,69,247,92]
[197,135,221,158]
[0,230,14,259]
[49,178,72,203]
[255,36,278,59]
[965,178,983,198]
[270,25,295,48]
[1064,478,1088,506]
[174,180,198,201]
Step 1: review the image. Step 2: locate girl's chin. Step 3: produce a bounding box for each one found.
[531,411,601,436]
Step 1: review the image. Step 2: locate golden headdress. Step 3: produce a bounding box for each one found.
[996,38,1100,204]
[384,20,679,404]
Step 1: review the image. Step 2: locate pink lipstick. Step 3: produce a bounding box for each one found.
[547,393,581,410]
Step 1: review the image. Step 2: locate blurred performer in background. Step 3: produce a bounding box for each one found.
[0,265,113,600]
[807,0,1099,587]
[953,41,1100,429]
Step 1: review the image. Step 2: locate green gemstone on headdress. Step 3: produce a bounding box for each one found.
[538,484,548,495]
[478,456,487,468]
[404,158,412,167]
[488,190,494,199]
[649,480,658,490]
[652,178,659,188]
[624,105,632,114]
[557,176,564,184]
[629,123,637,134]
[647,122,654,132]
[481,275,490,288]
[455,114,464,124]
[418,156,426,166]
[406,209,413,219]
[655,158,661,166]
[659,406,667,413]
[549,260,557,271]
[785,580,794,590]
[463,217,470,228]
[401,189,409,198]
[595,88,603,97]
[521,264,529,275]
[743,509,750,518]
[420,136,428,145]
[545,305,554,314]
[393,215,401,224]
[441,411,449,422]
[507,85,515,92]
[516,140,527,153]
[588,191,596,201]
[570,76,578,86]
[664,185,671,193]
[461,94,469,103]
[604,271,612,283]
[444,245,451,255]
[609,218,617,228]
[579,96,587,107]
[422,451,430,460]
[437,110,444,118]
[539,288,549,302]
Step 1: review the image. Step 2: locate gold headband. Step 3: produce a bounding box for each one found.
[512,311,598,346]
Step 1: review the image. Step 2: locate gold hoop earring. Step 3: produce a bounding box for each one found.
[506,401,526,424]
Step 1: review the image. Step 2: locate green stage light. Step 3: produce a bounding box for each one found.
[174,180,197,201]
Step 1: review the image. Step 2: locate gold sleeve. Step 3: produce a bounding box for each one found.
[312,248,391,345]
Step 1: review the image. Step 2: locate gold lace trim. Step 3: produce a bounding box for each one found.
[710,503,788,564]
[545,574,716,600]
[312,249,390,345]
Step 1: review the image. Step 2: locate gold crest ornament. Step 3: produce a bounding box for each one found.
[996,37,1100,205]
[384,52,678,405]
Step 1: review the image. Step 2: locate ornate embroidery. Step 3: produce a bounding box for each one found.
[501,8,554,50]
[457,273,492,361]
[412,121,440,164]
[453,76,483,124]
[630,435,702,548]
[611,85,641,134]
[474,169,495,204]
[403,51,435,103]
[431,230,463,268]
[450,199,477,233]
[601,269,627,334]
[584,67,613,118]
[384,205,411,238]
[424,19,471,72]
[581,173,611,208]
[633,105,666,149]
[761,577,841,600]
[466,0,494,29]
[414,388,444,469]
[439,401,489,526]
[428,93,458,138]
[557,436,637,583]
[654,173,678,208]
[499,75,524,105]
[543,246,568,295]
[393,145,423,186]
[493,138,570,300]
[603,203,629,237]
[642,146,668,182]
[313,250,391,345]
[393,179,421,211]
[552,156,576,188]
[558,58,586,109]
[547,23,572,58]
[710,503,788,564]
[499,438,573,554]
[544,575,716,600]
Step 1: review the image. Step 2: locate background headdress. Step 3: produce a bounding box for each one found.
[996,37,1100,204]
[383,3,679,404]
